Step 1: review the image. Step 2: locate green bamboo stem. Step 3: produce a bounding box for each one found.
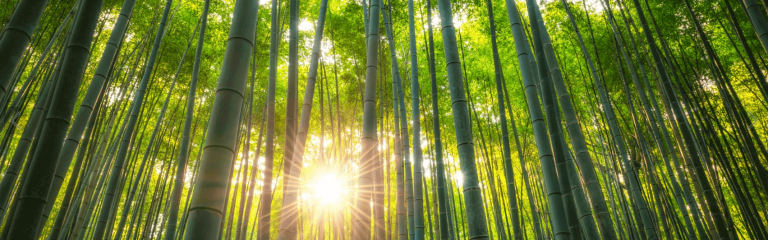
[407,0,426,237]
[5,0,104,238]
[181,0,258,237]
[484,0,523,238]
[631,0,731,238]
[0,0,52,102]
[501,78,543,240]
[257,0,282,237]
[434,0,491,238]
[0,66,57,218]
[424,0,454,238]
[501,1,570,239]
[0,4,75,130]
[352,0,379,236]
[164,1,211,239]
[278,0,328,237]
[527,0,621,238]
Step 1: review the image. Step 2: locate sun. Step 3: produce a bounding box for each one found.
[312,173,344,205]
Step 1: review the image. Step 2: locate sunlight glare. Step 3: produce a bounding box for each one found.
[313,174,343,204]
[299,19,313,31]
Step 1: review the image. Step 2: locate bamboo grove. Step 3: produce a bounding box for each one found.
[0,0,767,238]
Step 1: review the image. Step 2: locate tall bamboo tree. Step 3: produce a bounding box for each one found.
[278,0,328,237]
[0,67,55,224]
[45,1,140,235]
[378,3,413,240]
[353,0,380,237]
[181,0,258,238]
[0,68,55,222]
[394,56,407,240]
[91,1,173,239]
[257,0,283,237]
[483,0,521,238]
[0,0,53,102]
[424,0,453,238]
[615,0,711,237]
[407,0,426,237]
[116,15,199,240]
[5,0,104,238]
[164,1,211,239]
[235,4,263,239]
[0,4,75,130]
[501,1,571,239]
[631,0,731,238]
[526,0,619,238]
[502,80,544,240]
[280,0,300,209]
[743,0,768,58]
[434,0,490,238]
[520,3,586,238]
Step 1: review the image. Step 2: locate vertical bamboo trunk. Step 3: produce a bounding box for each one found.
[91,1,173,239]
[374,58,386,240]
[0,0,52,101]
[376,3,408,240]
[280,0,300,212]
[180,0,257,239]
[0,4,75,130]
[236,6,262,240]
[406,0,426,238]
[379,3,415,239]
[5,0,104,238]
[424,0,453,238]
[466,93,507,240]
[41,68,106,236]
[278,0,328,237]
[0,19,69,240]
[176,118,208,239]
[520,3,586,238]
[526,1,619,238]
[236,52,257,240]
[500,77,543,240]
[223,111,246,240]
[393,60,407,240]
[164,1,210,239]
[116,17,199,240]
[421,169,434,240]
[743,0,768,57]
[353,0,380,237]
[45,53,124,239]
[363,0,369,32]
[483,0,521,238]
[257,0,283,237]
[434,0,491,238]
[48,1,138,222]
[240,105,266,240]
[501,1,571,239]
[631,0,731,239]
[0,74,54,221]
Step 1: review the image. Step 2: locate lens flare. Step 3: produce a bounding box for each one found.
[313,174,343,204]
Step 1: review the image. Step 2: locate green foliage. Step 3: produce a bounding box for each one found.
[0,0,767,238]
